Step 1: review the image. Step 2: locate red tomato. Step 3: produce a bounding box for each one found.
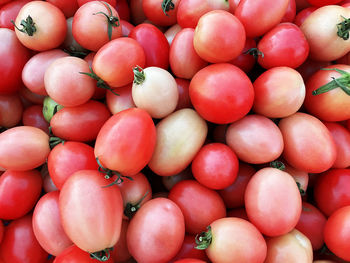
[0,28,30,94]
[72,1,122,52]
[295,58,330,82]
[48,141,99,190]
[59,170,123,253]
[307,0,342,6]
[0,220,3,243]
[281,0,296,22]
[13,1,67,51]
[189,63,254,124]
[191,143,239,190]
[235,0,289,37]
[129,23,169,69]
[0,126,50,171]
[0,214,48,263]
[169,235,209,262]
[0,93,23,128]
[0,169,42,220]
[19,86,46,105]
[54,245,113,263]
[245,167,302,236]
[168,180,226,234]
[193,10,245,63]
[142,0,180,26]
[257,22,309,69]
[83,52,106,100]
[164,23,182,45]
[41,164,58,193]
[115,0,130,21]
[33,191,73,256]
[295,202,327,250]
[46,0,79,17]
[0,0,31,29]
[173,259,206,263]
[175,78,192,110]
[105,84,136,114]
[120,19,134,36]
[50,100,111,142]
[293,6,317,27]
[22,105,49,134]
[77,0,116,7]
[229,38,256,73]
[111,220,131,262]
[127,198,185,263]
[278,112,336,173]
[94,108,156,177]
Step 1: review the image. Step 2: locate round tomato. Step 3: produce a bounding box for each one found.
[229,38,257,73]
[111,220,131,263]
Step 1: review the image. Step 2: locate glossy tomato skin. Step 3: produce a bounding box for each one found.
[33,191,73,256]
[94,108,156,176]
[50,100,111,142]
[129,23,169,69]
[175,78,192,110]
[106,83,136,114]
[168,180,226,234]
[293,6,317,27]
[0,170,42,220]
[0,28,30,94]
[169,235,209,262]
[0,93,23,128]
[235,0,289,37]
[189,63,254,124]
[111,220,131,262]
[54,245,113,263]
[307,0,342,6]
[59,170,123,253]
[0,0,31,29]
[257,22,309,69]
[229,38,256,73]
[46,0,79,18]
[0,126,50,171]
[278,112,336,173]
[281,0,296,22]
[245,167,302,237]
[0,214,48,263]
[22,105,50,134]
[142,0,180,26]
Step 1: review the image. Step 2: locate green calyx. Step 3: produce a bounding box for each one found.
[133,66,146,85]
[93,1,120,40]
[244,48,264,59]
[161,0,175,16]
[195,226,212,250]
[124,191,149,219]
[11,15,36,36]
[270,160,285,171]
[96,157,133,187]
[90,247,113,261]
[312,68,350,96]
[337,16,350,40]
[296,182,306,196]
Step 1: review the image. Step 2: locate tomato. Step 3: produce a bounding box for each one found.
[218,162,255,209]
[44,56,95,107]
[193,10,245,63]
[106,84,136,114]
[33,191,72,256]
[164,24,181,45]
[19,86,46,105]
[47,141,99,190]
[46,0,79,18]
[0,126,50,171]
[300,5,350,61]
[278,112,336,173]
[173,259,206,263]
[284,164,309,194]
[41,164,58,193]
[0,28,30,94]
[197,217,267,263]
[264,229,313,263]
[54,245,113,263]
[50,100,111,142]
[295,202,327,250]
[22,105,49,134]
[115,0,130,21]
[293,6,317,27]
[22,49,68,96]
[0,169,42,220]
[162,167,193,191]
[256,22,309,69]
[169,235,209,262]
[189,63,254,124]
[281,0,296,22]
[62,17,87,57]
[168,180,226,234]
[245,167,302,236]
[0,220,3,243]
[0,93,23,128]
[129,0,146,25]
[175,78,192,110]
[127,198,185,263]
[191,143,239,190]
[120,19,134,36]
[235,0,289,37]
[304,65,350,122]
[13,1,67,51]
[142,0,180,26]
[227,207,249,220]
[0,0,31,29]
[295,58,331,82]
[307,0,342,6]
[148,108,207,176]
[253,67,305,118]
[0,214,48,263]
[92,37,145,88]
[129,23,169,69]
[111,220,131,262]
[77,0,116,7]
[94,108,156,177]
[59,170,123,253]
[72,1,122,52]
[229,38,256,73]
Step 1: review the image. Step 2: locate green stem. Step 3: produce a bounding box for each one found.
[296,182,306,196]
[11,15,36,36]
[49,136,65,149]
[195,226,212,250]
[337,16,350,40]
[244,48,264,59]
[270,161,285,171]
[133,66,146,85]
[90,247,113,261]
[161,0,175,16]
[312,68,350,96]
[124,191,149,219]
[93,1,120,40]
[63,47,89,59]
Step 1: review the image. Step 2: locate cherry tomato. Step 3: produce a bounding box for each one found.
[0,93,23,128]
[0,0,31,29]
[293,6,317,27]
[142,0,180,26]
[105,84,136,114]
[229,38,256,73]
[47,0,79,18]
[22,105,49,134]
[54,245,113,263]
[169,235,209,262]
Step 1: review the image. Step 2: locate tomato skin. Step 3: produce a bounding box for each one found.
[47,141,99,190]
[19,86,46,105]
[0,0,31,29]
[169,235,209,262]
[245,167,302,237]
[281,0,296,22]
[293,6,317,27]
[0,126,50,171]
[295,58,330,82]
[50,100,111,142]
[164,23,182,45]
[173,259,206,263]
[129,23,169,69]
[47,0,78,18]
[0,28,30,94]
[307,0,342,6]
[54,245,113,263]
[127,198,185,263]
[175,78,192,110]
[106,84,136,114]
[168,180,226,234]
[0,220,3,243]
[94,108,156,176]
[235,0,289,37]
[278,112,336,173]
[0,170,42,220]
[189,63,254,124]
[229,38,256,73]
[33,191,73,256]
[22,105,49,134]
[142,0,180,26]
[59,170,123,253]
[0,93,23,128]
[111,220,131,262]
[0,214,49,263]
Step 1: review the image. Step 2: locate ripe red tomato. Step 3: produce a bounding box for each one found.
[0,0,31,29]
[0,93,23,128]
[111,220,131,262]
[54,245,113,263]
[46,0,79,18]
[281,0,296,22]
[142,0,180,26]
[169,235,209,262]
[105,84,136,114]
[293,6,317,27]
[307,0,342,6]
[229,38,256,73]
[22,105,49,134]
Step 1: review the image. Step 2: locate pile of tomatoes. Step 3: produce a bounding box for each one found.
[1,0,350,262]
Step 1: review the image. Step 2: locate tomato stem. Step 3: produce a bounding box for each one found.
[244,48,264,59]
[90,247,113,261]
[337,16,350,40]
[11,15,36,36]
[296,182,306,196]
[124,191,149,219]
[270,160,285,171]
[93,1,120,40]
[312,68,350,96]
[161,0,175,16]
[133,66,146,85]
[49,136,65,149]
[63,46,89,59]
[195,226,212,250]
